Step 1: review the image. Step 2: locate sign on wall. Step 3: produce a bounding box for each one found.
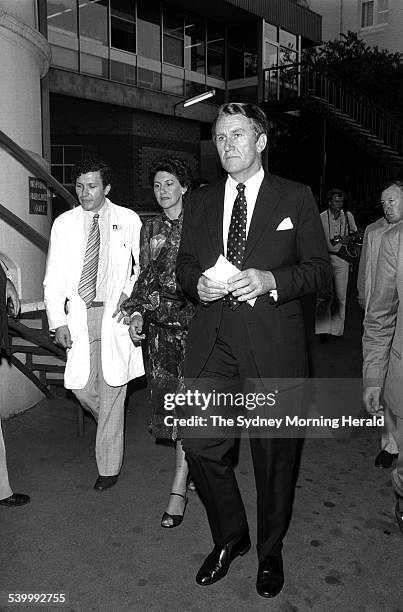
[28,177,50,215]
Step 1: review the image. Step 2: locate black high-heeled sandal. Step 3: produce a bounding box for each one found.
[161,492,188,528]
[395,494,403,535]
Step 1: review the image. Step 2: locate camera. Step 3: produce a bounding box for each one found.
[330,235,342,246]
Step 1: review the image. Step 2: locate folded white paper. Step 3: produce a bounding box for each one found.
[276,217,293,230]
[203,255,256,306]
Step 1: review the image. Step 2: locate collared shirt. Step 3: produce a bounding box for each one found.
[82,199,110,301]
[223,167,265,255]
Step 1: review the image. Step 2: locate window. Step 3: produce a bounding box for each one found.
[79,0,109,77]
[228,25,258,79]
[47,0,79,70]
[163,7,184,66]
[361,0,388,27]
[51,145,83,186]
[185,14,205,74]
[207,21,225,79]
[361,1,374,27]
[111,0,136,53]
[137,0,161,61]
[377,0,389,24]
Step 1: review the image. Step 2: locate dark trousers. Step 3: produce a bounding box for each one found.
[183,306,303,562]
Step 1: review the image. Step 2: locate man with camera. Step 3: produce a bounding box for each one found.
[315,188,358,340]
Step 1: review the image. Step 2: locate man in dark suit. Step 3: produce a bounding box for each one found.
[176,103,330,597]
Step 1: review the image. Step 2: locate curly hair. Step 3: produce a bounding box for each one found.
[71,158,112,188]
[212,103,268,141]
[148,157,193,193]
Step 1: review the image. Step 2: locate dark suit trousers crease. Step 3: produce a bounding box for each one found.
[183,305,303,561]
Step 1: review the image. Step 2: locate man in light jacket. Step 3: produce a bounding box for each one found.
[44,159,144,491]
[358,180,403,469]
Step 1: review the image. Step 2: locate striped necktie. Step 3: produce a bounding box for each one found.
[78,213,100,306]
[224,183,247,310]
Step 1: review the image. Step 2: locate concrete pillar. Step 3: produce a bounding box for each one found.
[0,1,52,416]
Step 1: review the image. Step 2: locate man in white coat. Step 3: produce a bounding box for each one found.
[44,159,144,490]
[358,180,403,469]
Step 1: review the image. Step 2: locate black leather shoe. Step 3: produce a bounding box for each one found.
[374,450,398,469]
[94,475,118,491]
[0,493,30,507]
[256,554,284,598]
[196,531,251,586]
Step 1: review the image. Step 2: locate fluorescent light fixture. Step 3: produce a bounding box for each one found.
[182,89,216,107]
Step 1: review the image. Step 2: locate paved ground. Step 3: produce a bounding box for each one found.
[1,276,402,612]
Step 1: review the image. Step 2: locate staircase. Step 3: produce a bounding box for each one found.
[262,62,403,170]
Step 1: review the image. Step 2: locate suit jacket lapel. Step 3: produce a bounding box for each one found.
[206,179,226,259]
[244,174,282,261]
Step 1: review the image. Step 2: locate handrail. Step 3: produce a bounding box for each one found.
[0,202,48,252]
[0,129,76,208]
[262,62,403,155]
[0,128,77,251]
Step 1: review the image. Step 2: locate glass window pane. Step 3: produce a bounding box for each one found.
[207,49,224,79]
[163,35,183,66]
[138,66,161,90]
[186,80,206,99]
[279,29,297,50]
[111,0,136,53]
[162,74,184,96]
[228,47,244,80]
[361,1,374,27]
[111,50,137,85]
[163,7,184,38]
[64,146,83,164]
[51,145,63,164]
[79,0,109,77]
[47,0,78,70]
[207,21,224,54]
[265,22,278,42]
[137,0,161,61]
[51,165,64,183]
[185,14,205,74]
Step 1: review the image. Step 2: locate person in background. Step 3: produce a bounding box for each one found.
[0,264,30,507]
[358,180,403,469]
[44,158,144,491]
[120,157,195,528]
[363,217,403,536]
[315,188,358,340]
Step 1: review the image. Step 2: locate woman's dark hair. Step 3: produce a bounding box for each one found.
[149,157,193,194]
[71,158,112,188]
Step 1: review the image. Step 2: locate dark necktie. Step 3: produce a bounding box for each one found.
[225,183,247,310]
[78,213,100,306]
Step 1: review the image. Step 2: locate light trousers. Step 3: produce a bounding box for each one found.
[72,306,127,476]
[316,255,349,337]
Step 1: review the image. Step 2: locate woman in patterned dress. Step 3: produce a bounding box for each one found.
[120,158,195,527]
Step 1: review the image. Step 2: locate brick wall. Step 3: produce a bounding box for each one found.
[50,95,201,213]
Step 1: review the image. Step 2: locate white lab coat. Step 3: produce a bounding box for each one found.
[43,199,144,388]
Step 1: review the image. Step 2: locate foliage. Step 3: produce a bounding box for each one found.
[303,31,403,118]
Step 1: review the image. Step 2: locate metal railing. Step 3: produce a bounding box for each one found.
[263,62,403,155]
[0,128,76,247]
